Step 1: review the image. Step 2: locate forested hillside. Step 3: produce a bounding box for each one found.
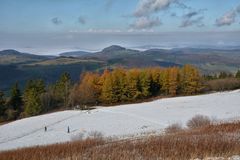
[1,65,240,123]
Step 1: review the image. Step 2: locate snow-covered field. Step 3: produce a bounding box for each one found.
[1,90,240,151]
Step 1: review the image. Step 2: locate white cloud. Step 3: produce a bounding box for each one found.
[134,0,177,17]
[215,5,240,27]
[130,17,161,29]
[131,0,177,29]
[216,10,236,26]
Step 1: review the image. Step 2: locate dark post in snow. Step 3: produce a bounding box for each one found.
[68,126,70,133]
[44,126,47,132]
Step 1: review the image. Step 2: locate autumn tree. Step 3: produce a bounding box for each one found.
[160,69,169,95]
[168,67,179,96]
[126,69,141,101]
[72,66,204,106]
[139,70,151,98]
[112,68,128,102]
[101,68,127,103]
[75,72,101,106]
[180,65,202,95]
[99,69,110,86]
[69,84,79,107]
[149,68,162,95]
[101,72,115,104]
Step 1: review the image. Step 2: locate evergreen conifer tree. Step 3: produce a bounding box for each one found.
[24,80,45,116]
[0,90,6,119]
[236,70,240,79]
[55,72,72,107]
[9,82,22,113]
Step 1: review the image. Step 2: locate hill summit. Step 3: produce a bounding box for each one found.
[102,45,126,52]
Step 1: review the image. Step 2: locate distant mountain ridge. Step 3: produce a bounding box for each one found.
[133,45,240,51]
[59,45,129,58]
[2,45,240,57]
[0,49,48,64]
[0,49,39,56]
[1,45,240,92]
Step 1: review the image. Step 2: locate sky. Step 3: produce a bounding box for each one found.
[0,0,240,54]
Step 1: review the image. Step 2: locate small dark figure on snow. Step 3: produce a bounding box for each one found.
[67,126,70,133]
[44,126,47,132]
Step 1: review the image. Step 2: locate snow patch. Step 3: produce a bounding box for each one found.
[1,90,240,151]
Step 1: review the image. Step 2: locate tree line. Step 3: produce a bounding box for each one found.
[204,70,240,80]
[71,65,203,106]
[0,73,71,122]
[1,65,240,122]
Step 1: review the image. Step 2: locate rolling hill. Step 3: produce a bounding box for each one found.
[0,50,48,64]
[1,46,240,92]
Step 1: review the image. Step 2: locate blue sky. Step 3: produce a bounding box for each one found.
[0,0,240,54]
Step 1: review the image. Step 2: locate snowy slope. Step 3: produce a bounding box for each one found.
[1,90,240,151]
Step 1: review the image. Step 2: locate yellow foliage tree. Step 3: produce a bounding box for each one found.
[168,67,180,96]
